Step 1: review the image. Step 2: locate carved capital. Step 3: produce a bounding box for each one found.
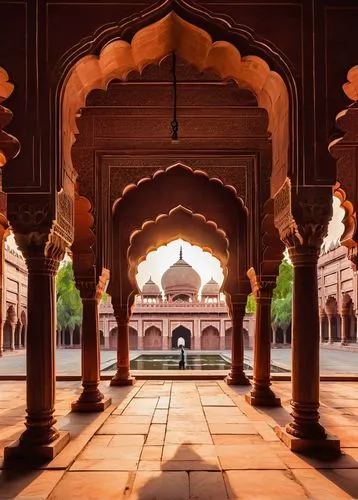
[274,180,332,252]
[247,267,275,301]
[112,302,129,326]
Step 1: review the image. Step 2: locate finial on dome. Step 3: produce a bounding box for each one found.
[179,245,183,260]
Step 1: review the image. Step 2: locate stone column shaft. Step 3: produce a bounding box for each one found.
[110,305,135,386]
[327,314,334,343]
[72,292,109,412]
[20,256,60,446]
[247,284,280,406]
[226,302,250,385]
[286,246,326,439]
[341,312,350,345]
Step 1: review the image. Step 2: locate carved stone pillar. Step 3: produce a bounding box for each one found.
[340,309,350,346]
[273,182,339,454]
[110,303,135,386]
[225,301,250,385]
[284,245,329,440]
[319,310,325,344]
[327,314,334,344]
[5,241,70,461]
[9,321,16,350]
[72,281,111,412]
[246,280,280,406]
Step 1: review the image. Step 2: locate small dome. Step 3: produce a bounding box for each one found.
[142,277,161,296]
[201,277,220,296]
[161,247,201,296]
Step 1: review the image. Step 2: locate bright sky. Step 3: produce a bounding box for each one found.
[136,239,224,292]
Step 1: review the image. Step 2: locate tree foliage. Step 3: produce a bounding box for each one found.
[56,262,82,332]
[245,259,293,331]
[271,259,293,331]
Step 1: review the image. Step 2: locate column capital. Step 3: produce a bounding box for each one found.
[274,180,332,253]
[247,268,275,301]
[76,280,97,300]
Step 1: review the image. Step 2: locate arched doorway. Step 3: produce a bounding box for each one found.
[201,326,220,350]
[143,326,162,350]
[225,327,232,350]
[172,326,191,349]
[109,327,117,350]
[99,330,105,347]
[243,328,249,348]
[129,327,138,350]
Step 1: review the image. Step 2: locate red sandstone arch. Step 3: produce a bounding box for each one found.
[127,206,229,294]
[144,326,162,350]
[201,325,220,350]
[0,67,20,168]
[329,66,358,250]
[110,163,248,307]
[61,11,290,196]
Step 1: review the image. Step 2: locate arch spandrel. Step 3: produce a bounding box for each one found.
[62,10,290,196]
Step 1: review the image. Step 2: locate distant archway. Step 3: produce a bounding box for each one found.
[144,326,162,349]
[99,330,105,346]
[3,321,12,350]
[129,327,138,350]
[201,326,220,350]
[225,327,232,350]
[172,326,191,349]
[109,327,118,350]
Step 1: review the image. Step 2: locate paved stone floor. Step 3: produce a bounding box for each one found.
[1,380,358,498]
[0,347,358,375]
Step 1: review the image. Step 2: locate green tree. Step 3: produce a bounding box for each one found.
[56,262,82,333]
[271,259,293,332]
[246,293,256,314]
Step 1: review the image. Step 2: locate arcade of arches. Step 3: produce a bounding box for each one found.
[1,0,358,462]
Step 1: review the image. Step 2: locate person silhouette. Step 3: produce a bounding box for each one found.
[178,346,186,369]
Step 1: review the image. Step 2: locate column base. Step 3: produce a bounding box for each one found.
[225,372,250,386]
[274,426,340,456]
[4,431,70,464]
[245,393,281,407]
[71,397,112,413]
[110,375,136,386]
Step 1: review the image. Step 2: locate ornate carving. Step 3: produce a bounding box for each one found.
[247,267,275,301]
[54,191,74,246]
[0,67,20,167]
[274,180,332,251]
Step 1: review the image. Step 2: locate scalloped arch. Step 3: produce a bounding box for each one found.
[63,11,289,196]
[333,183,356,248]
[113,162,246,214]
[0,67,20,168]
[127,205,230,293]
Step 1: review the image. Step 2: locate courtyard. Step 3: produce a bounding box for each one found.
[1,378,358,499]
[0,348,357,377]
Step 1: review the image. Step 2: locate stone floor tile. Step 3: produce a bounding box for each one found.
[208,423,258,435]
[165,430,213,444]
[146,424,166,445]
[0,470,65,499]
[325,426,358,447]
[291,468,354,499]
[200,396,235,406]
[97,418,150,435]
[140,445,163,461]
[48,471,130,499]
[70,458,138,471]
[189,471,229,500]
[162,444,216,461]
[224,470,307,499]
[153,409,168,424]
[130,471,189,499]
[109,435,145,446]
[161,459,220,471]
[253,422,280,441]
[166,420,209,432]
[80,444,142,460]
[212,434,264,445]
[157,396,170,409]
